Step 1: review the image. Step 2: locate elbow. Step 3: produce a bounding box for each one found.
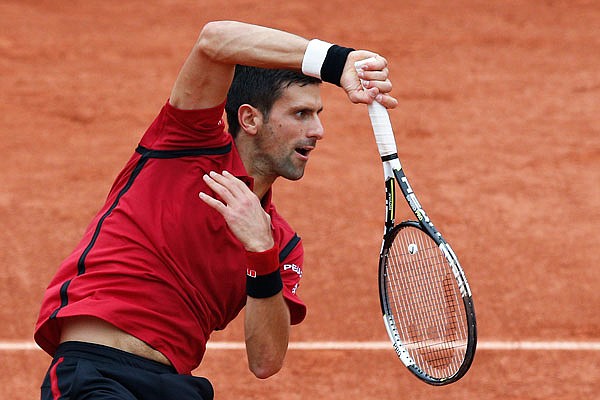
[248,345,287,379]
[195,21,237,61]
[249,359,284,380]
[246,340,287,378]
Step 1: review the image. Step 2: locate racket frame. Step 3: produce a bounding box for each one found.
[356,58,477,385]
[379,151,477,386]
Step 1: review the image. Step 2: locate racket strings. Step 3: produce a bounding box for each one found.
[385,226,468,378]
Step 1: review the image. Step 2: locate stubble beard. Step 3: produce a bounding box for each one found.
[254,125,306,182]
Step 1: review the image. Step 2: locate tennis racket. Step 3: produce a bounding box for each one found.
[356,58,477,385]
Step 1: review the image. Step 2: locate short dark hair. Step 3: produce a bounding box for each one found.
[225,66,321,137]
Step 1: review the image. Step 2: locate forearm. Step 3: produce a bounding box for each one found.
[244,292,290,379]
[198,21,307,70]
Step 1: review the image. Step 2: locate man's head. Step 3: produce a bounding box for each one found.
[225,66,321,138]
[225,66,325,186]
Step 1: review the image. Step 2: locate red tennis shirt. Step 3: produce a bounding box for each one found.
[34,101,306,374]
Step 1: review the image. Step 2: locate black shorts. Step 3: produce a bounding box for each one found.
[40,341,213,400]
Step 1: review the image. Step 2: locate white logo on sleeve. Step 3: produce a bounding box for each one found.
[283,263,303,278]
[283,264,303,294]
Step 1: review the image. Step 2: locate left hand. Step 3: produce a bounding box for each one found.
[199,170,275,252]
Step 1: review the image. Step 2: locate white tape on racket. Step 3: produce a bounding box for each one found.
[354,57,398,158]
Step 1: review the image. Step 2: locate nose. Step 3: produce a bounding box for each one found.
[307,115,325,140]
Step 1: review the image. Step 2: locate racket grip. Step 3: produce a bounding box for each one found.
[367,102,397,157]
[355,58,398,158]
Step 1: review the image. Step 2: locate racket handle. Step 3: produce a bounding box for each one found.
[355,58,398,158]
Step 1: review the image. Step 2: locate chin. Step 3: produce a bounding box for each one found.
[282,170,305,181]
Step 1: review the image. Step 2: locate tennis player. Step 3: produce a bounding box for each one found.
[35,20,397,399]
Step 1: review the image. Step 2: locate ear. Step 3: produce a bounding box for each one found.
[237,104,262,136]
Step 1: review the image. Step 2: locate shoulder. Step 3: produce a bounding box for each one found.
[139,100,231,150]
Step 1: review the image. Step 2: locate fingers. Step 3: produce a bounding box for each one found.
[356,57,397,108]
[374,93,399,109]
[347,80,398,109]
[199,171,236,217]
[198,190,227,214]
[358,68,392,93]
[200,170,244,205]
[343,52,398,109]
[198,170,274,252]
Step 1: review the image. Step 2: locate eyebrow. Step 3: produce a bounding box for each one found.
[291,104,324,114]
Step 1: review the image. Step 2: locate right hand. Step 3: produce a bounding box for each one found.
[199,170,275,252]
[340,51,398,109]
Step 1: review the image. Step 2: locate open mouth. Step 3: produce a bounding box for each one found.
[294,141,316,160]
[295,147,310,157]
[294,146,315,160]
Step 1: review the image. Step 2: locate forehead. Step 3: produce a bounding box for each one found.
[273,83,323,111]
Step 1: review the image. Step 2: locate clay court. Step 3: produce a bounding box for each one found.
[1,0,599,399]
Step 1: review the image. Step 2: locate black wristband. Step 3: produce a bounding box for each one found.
[320,45,355,86]
[246,269,283,299]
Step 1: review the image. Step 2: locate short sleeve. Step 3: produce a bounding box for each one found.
[139,100,230,150]
[280,236,306,325]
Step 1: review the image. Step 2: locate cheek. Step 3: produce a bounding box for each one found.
[264,118,302,149]
[259,125,289,155]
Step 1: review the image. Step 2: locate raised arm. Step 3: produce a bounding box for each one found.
[170,21,307,110]
[169,20,397,110]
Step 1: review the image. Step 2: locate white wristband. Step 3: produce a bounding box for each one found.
[301,39,333,79]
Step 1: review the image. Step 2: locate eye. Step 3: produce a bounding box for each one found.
[295,110,309,119]
[294,107,323,119]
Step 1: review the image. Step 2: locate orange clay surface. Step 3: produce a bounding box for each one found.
[1,1,599,399]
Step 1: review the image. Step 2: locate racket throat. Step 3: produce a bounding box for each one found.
[384,177,396,233]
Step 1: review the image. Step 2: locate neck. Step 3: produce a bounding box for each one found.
[251,175,275,200]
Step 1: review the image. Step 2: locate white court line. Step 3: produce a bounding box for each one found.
[1,341,599,351]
